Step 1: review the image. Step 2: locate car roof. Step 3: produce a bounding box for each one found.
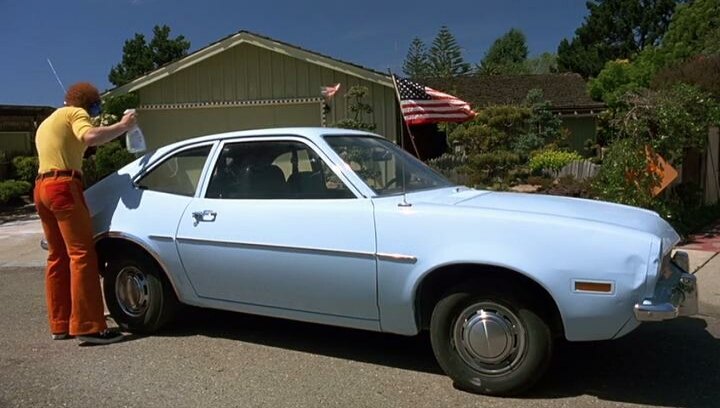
[153,127,383,156]
[176,127,379,146]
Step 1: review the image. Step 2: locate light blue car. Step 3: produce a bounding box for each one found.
[81,127,697,396]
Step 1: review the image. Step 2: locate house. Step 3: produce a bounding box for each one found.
[0,105,55,157]
[104,30,400,150]
[425,73,606,153]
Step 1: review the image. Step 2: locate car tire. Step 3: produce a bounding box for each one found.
[103,249,178,333]
[430,285,553,396]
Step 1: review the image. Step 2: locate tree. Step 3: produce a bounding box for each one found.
[428,26,471,79]
[109,24,190,87]
[525,53,558,74]
[651,0,720,63]
[478,29,529,75]
[589,0,719,104]
[515,89,565,156]
[652,54,720,98]
[108,33,154,87]
[593,84,720,224]
[402,38,430,80]
[334,86,376,131]
[557,0,682,77]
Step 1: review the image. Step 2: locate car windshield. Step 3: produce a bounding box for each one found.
[324,135,453,196]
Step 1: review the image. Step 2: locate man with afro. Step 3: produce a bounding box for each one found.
[35,82,136,345]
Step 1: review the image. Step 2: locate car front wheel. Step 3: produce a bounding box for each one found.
[430,286,553,396]
[103,249,178,333]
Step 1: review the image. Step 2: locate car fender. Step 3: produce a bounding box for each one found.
[373,198,653,341]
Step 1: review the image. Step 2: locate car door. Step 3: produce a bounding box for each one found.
[126,142,215,254]
[175,136,379,321]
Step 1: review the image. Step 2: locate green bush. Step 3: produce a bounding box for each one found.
[82,156,101,187]
[593,138,659,209]
[11,156,38,185]
[427,152,472,185]
[93,141,136,180]
[0,180,31,205]
[529,150,582,174]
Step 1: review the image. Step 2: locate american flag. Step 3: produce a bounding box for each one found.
[321,83,341,99]
[393,75,476,126]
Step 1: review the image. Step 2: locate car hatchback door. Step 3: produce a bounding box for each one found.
[175,137,379,323]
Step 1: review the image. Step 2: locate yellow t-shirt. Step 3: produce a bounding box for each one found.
[36,106,93,173]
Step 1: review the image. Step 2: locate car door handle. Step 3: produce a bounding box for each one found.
[192,210,217,226]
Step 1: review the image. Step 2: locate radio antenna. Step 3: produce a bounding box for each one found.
[46,58,67,94]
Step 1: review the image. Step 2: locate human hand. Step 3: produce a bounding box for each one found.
[120,109,138,130]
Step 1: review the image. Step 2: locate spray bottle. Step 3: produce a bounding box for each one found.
[123,109,147,154]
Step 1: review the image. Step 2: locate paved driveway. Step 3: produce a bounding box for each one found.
[1,266,719,408]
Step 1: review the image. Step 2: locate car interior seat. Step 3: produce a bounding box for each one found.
[246,164,287,198]
[287,171,325,198]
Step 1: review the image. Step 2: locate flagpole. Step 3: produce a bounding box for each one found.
[389,73,421,159]
[389,71,414,207]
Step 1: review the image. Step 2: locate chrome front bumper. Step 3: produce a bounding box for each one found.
[634,250,699,322]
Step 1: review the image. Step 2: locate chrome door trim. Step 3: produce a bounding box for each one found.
[175,236,417,264]
[377,253,418,264]
[176,236,376,259]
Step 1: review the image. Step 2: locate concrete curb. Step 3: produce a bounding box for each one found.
[690,252,720,318]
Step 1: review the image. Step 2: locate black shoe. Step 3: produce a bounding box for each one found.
[77,330,124,345]
[51,333,72,340]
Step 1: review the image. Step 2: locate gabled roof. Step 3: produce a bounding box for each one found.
[105,30,393,96]
[425,73,606,113]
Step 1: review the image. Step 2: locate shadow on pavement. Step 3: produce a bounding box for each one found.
[532,316,719,407]
[157,308,719,407]
[159,306,442,375]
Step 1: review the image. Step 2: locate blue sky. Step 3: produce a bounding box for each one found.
[0,0,589,107]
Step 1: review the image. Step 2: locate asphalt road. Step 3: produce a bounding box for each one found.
[1,267,719,408]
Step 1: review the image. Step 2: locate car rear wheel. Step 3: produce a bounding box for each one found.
[430,285,553,396]
[103,249,178,333]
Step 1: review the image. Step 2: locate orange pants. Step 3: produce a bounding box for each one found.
[34,175,106,336]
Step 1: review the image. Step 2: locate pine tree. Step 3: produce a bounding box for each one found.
[402,38,430,80]
[109,25,190,87]
[428,26,471,79]
[478,28,529,75]
[557,0,681,77]
[108,33,154,87]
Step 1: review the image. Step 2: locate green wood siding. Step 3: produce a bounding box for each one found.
[0,132,32,155]
[561,116,597,153]
[138,43,398,141]
[138,103,323,149]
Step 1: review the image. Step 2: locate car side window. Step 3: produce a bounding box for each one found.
[205,140,354,199]
[136,145,212,196]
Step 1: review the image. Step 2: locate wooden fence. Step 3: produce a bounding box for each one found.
[557,160,601,181]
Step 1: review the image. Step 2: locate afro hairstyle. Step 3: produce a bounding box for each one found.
[65,82,101,111]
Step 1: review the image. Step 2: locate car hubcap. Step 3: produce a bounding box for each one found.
[452,302,526,375]
[116,266,149,317]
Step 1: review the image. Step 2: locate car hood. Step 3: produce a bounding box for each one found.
[446,190,680,250]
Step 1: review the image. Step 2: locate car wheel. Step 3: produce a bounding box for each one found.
[430,286,553,396]
[103,249,178,333]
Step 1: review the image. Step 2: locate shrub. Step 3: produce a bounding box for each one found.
[93,141,136,180]
[0,180,31,205]
[543,175,594,199]
[593,138,659,209]
[0,151,9,181]
[11,156,38,185]
[529,150,582,175]
[427,153,472,185]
